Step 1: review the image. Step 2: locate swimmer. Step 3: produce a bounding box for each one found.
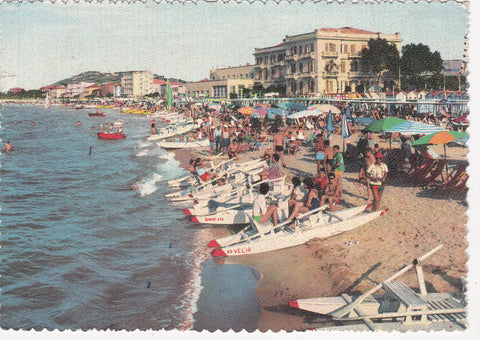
[3,141,12,153]
[77,121,81,126]
[91,126,95,130]
[31,122,35,126]
[100,124,104,131]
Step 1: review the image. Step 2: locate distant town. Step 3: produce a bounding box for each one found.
[2,27,468,103]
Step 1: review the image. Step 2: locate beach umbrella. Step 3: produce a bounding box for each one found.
[385,120,445,135]
[277,102,291,109]
[254,107,268,117]
[289,109,322,119]
[353,117,376,126]
[345,107,351,119]
[364,117,406,133]
[307,104,341,115]
[341,113,351,151]
[238,106,255,115]
[268,108,291,117]
[166,80,173,110]
[412,130,469,177]
[285,102,306,112]
[326,110,335,132]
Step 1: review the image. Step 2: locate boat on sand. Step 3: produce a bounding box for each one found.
[288,244,466,331]
[209,204,386,256]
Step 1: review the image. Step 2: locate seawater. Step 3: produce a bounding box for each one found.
[0,105,211,330]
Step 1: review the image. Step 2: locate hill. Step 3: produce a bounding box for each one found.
[51,71,186,87]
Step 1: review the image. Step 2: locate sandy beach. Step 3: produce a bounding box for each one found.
[175,130,468,332]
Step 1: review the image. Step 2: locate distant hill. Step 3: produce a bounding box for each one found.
[51,71,186,87]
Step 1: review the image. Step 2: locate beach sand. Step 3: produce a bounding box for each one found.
[174,132,468,332]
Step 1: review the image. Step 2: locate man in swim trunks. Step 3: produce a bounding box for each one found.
[3,141,12,153]
[314,134,325,174]
[366,152,388,211]
[324,140,334,173]
[252,182,278,226]
[150,119,157,134]
[332,145,345,196]
[273,129,286,167]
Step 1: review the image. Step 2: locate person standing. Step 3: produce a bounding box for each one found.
[214,125,222,154]
[332,145,345,197]
[252,182,278,226]
[366,152,388,211]
[359,147,375,201]
[150,119,157,134]
[314,133,325,174]
[221,125,230,154]
[273,128,286,167]
[324,140,334,173]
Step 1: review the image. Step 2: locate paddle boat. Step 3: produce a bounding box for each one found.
[209,204,387,256]
[157,138,209,150]
[288,244,465,331]
[88,109,106,117]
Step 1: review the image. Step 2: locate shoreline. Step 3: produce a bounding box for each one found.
[170,133,468,331]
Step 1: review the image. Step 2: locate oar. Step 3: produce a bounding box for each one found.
[331,244,444,319]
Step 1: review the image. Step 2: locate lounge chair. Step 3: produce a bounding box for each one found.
[415,159,448,187]
[406,158,435,185]
[430,163,468,194]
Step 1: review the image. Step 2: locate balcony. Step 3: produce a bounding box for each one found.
[348,71,362,78]
[322,51,338,58]
[299,52,315,60]
[271,60,285,67]
[322,71,338,78]
[298,71,316,79]
[285,73,298,80]
[285,54,299,61]
[347,52,361,58]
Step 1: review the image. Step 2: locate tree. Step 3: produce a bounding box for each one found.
[400,43,443,87]
[252,82,265,97]
[360,38,400,89]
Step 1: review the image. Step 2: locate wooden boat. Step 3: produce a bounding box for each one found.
[88,109,106,117]
[210,204,385,256]
[98,132,126,139]
[288,244,466,331]
[74,105,84,109]
[156,138,209,150]
[147,121,199,141]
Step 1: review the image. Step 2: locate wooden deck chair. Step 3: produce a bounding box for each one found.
[406,158,435,185]
[416,159,448,188]
[446,173,469,199]
[432,164,468,193]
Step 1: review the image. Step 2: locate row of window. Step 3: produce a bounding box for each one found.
[256,54,285,66]
[212,74,255,80]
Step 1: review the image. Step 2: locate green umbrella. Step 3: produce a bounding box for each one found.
[364,117,407,133]
[412,130,469,178]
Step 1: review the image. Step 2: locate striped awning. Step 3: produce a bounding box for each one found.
[385,121,445,135]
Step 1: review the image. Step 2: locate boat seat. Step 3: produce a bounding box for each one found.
[383,281,428,324]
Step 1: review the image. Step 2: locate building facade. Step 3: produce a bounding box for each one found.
[185,64,256,99]
[121,71,154,98]
[254,27,402,96]
[65,82,95,98]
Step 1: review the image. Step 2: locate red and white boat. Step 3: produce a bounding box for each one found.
[98,132,126,139]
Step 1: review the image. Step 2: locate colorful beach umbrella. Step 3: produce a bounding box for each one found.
[412,130,469,177]
[385,120,445,135]
[254,107,268,117]
[364,117,406,133]
[307,104,341,115]
[289,109,322,119]
[238,106,255,115]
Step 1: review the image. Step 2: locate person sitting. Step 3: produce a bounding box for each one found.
[320,173,341,211]
[252,182,278,226]
[192,158,218,182]
[227,140,238,159]
[314,169,328,196]
[285,177,321,223]
[259,154,283,181]
[288,176,308,212]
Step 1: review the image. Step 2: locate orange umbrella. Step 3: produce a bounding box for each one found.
[238,106,254,115]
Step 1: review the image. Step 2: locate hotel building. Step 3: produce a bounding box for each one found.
[121,71,154,98]
[254,27,402,96]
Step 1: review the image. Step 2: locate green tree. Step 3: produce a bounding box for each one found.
[360,38,400,89]
[252,82,265,97]
[400,44,443,84]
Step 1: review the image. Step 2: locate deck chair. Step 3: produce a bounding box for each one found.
[431,163,468,193]
[446,173,469,199]
[302,133,317,147]
[406,158,435,185]
[416,159,448,188]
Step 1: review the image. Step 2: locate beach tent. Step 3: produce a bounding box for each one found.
[385,120,445,135]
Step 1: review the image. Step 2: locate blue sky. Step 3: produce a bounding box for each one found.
[0,1,469,90]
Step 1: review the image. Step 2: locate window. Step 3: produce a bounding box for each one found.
[351,45,356,53]
[311,43,314,52]
[299,63,303,73]
[264,56,268,64]
[293,46,297,55]
[341,61,345,73]
[299,46,303,55]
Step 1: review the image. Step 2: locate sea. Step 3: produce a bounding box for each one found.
[0,104,261,331]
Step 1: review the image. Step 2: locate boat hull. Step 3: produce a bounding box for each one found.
[98,132,126,139]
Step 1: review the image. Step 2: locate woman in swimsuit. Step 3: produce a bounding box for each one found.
[285,177,320,222]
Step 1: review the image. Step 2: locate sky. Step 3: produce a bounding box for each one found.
[0,0,470,91]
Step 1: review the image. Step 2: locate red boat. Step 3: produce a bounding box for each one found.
[88,109,106,117]
[98,132,126,139]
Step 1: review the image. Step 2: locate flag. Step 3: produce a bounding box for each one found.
[166,80,173,110]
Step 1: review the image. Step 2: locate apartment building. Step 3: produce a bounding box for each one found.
[254,27,402,96]
[121,71,154,98]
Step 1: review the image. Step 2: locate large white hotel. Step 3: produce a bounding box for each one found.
[185,27,402,99]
